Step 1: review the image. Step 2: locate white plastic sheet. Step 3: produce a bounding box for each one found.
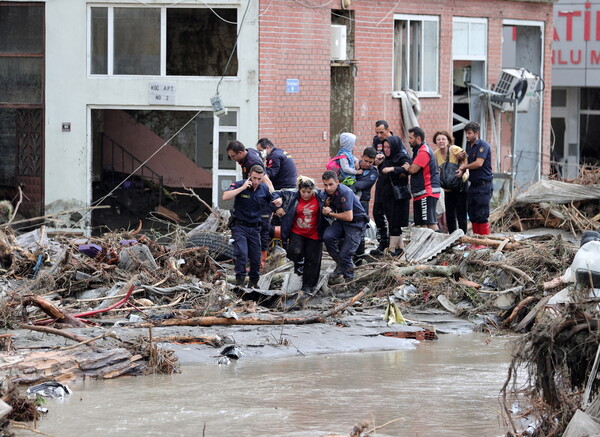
[515,180,600,205]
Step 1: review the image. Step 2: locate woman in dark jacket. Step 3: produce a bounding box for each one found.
[379,135,412,256]
[275,176,326,293]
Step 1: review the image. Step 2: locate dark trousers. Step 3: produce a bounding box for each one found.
[373,199,388,245]
[323,220,365,276]
[445,189,468,233]
[355,200,371,258]
[287,232,322,289]
[232,224,261,279]
[467,181,493,223]
[260,214,271,251]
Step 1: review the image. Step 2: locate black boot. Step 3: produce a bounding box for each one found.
[235,275,246,287]
[369,237,389,257]
[248,277,259,288]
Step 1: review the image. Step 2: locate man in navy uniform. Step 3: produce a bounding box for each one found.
[353,146,379,263]
[222,165,277,287]
[321,170,368,282]
[456,121,493,235]
[227,140,272,265]
[227,140,265,180]
[256,138,297,190]
[354,146,379,212]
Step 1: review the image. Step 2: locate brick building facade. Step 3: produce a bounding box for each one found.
[258,0,556,193]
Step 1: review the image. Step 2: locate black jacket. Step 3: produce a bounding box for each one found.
[379,135,411,196]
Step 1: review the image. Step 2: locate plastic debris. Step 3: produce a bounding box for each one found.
[217,356,231,365]
[78,244,102,258]
[383,301,406,325]
[220,345,243,360]
[27,381,72,399]
[222,308,238,320]
[393,284,418,301]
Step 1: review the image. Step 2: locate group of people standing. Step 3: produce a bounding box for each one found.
[369,120,494,255]
[222,119,494,291]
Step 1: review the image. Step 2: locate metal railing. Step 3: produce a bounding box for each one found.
[102,133,163,206]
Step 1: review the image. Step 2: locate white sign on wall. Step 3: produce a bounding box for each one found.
[149,82,177,105]
[553,0,600,86]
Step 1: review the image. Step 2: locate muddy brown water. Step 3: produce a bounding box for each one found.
[19,333,515,437]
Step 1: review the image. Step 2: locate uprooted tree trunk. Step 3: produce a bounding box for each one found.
[22,296,87,327]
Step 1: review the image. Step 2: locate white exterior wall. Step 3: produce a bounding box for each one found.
[43,0,259,227]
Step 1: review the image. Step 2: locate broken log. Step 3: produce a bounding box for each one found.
[503,295,536,327]
[514,295,553,332]
[18,324,93,347]
[138,290,366,327]
[469,259,535,284]
[391,265,460,277]
[152,335,224,347]
[23,296,86,327]
[459,235,521,250]
[543,276,565,291]
[457,277,482,289]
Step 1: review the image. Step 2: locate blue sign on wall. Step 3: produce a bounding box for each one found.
[286,79,300,93]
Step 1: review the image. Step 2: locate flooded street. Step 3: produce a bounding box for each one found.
[22,333,515,437]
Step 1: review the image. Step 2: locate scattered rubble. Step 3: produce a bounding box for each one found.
[0,179,598,436]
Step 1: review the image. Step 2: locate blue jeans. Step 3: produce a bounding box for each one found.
[323,220,366,277]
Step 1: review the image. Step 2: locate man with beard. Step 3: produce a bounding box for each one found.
[400,127,441,230]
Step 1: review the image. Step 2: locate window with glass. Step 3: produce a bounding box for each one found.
[89,6,238,77]
[452,17,487,61]
[393,15,439,95]
[0,5,44,104]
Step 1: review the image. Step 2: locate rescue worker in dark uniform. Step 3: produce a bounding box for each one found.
[256,138,298,260]
[227,140,272,265]
[227,140,266,180]
[370,120,395,257]
[353,146,378,263]
[354,147,379,212]
[321,170,368,282]
[222,165,277,288]
[456,122,493,235]
[256,138,297,190]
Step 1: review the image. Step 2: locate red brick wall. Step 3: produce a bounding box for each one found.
[258,0,554,182]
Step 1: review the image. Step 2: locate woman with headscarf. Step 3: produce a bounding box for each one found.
[378,135,412,256]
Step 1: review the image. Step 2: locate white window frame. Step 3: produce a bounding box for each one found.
[87,4,238,78]
[213,110,240,207]
[393,14,440,98]
[502,18,545,182]
[452,17,488,61]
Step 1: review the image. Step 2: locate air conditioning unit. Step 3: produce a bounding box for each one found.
[490,68,541,112]
[331,24,347,61]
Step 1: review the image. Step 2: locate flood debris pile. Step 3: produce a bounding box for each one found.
[501,302,600,436]
[0,223,243,385]
[0,204,595,436]
[491,176,600,233]
[349,231,578,335]
[497,228,600,436]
